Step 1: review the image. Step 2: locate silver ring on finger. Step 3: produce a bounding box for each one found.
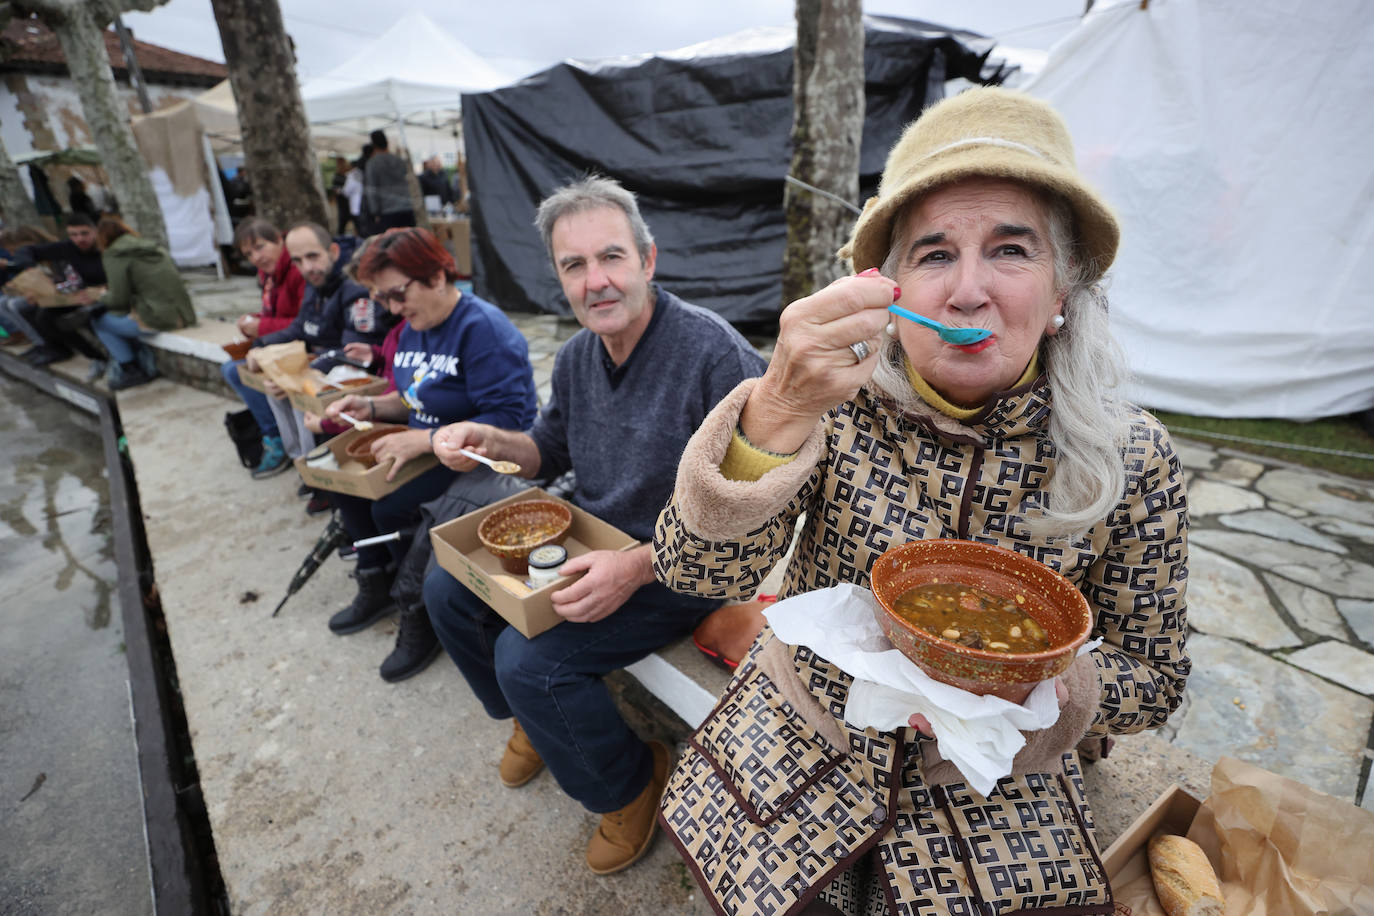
[848,339,871,364]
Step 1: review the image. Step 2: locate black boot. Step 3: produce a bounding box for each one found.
[109,361,154,390]
[328,565,396,634]
[134,342,160,380]
[379,602,442,682]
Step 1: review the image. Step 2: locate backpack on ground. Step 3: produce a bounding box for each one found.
[224,409,262,468]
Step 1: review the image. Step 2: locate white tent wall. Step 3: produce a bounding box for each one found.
[148,167,216,267]
[1024,0,1374,420]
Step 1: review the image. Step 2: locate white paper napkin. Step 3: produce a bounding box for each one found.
[324,364,372,384]
[764,583,1098,796]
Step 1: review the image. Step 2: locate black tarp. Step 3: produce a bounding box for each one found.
[461,16,1004,324]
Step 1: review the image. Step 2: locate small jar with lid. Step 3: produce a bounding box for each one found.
[526,545,568,589]
[305,443,338,470]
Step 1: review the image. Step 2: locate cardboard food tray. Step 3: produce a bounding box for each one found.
[1102,783,1202,893]
[3,266,79,308]
[287,374,387,415]
[430,488,639,638]
[237,364,269,394]
[293,425,438,500]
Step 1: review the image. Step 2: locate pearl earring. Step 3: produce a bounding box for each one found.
[1051,315,1065,329]
[885,321,897,337]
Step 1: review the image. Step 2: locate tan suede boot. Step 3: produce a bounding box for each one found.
[585,740,669,875]
[499,719,544,788]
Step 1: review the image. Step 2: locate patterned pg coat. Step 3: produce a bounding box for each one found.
[652,376,1190,916]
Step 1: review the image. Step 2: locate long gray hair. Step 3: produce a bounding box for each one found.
[869,191,1131,540]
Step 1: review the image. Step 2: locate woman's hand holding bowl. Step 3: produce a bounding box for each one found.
[740,269,898,454]
[236,314,260,339]
[373,428,431,481]
[906,677,1070,738]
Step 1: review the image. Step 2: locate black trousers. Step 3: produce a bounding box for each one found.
[31,304,105,359]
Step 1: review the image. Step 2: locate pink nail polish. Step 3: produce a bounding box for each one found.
[859,267,881,277]
[892,286,902,301]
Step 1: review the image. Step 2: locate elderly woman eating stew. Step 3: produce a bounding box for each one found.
[652,88,1190,915]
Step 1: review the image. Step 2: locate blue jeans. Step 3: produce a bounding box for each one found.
[90,311,150,364]
[333,463,456,568]
[0,295,45,345]
[219,357,278,438]
[422,568,717,812]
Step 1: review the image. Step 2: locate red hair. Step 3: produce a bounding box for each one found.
[356,227,457,285]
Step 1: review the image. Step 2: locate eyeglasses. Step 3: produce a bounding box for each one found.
[376,278,416,305]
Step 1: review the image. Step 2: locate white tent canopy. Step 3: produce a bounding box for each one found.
[187,80,360,154]
[300,9,510,157]
[1023,0,1374,419]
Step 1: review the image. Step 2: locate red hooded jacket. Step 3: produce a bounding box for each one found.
[256,246,306,336]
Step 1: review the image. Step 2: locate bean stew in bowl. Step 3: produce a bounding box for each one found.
[477,499,573,576]
[870,540,1093,700]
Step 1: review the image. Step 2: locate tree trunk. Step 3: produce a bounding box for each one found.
[37,3,169,248]
[0,133,42,227]
[781,0,865,306]
[210,0,328,230]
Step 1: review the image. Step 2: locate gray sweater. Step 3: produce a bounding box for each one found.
[364,152,412,216]
[529,288,766,541]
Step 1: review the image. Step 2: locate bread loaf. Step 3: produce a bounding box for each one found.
[491,574,532,597]
[1148,834,1223,916]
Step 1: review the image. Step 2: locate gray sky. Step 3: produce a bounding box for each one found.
[121,0,1085,82]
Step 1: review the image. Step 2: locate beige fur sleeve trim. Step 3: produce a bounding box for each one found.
[673,378,827,543]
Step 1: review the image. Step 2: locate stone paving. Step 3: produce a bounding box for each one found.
[1168,441,1374,810]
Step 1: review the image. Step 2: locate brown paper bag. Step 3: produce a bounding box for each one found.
[2,266,78,308]
[251,340,311,394]
[1190,757,1374,915]
[1114,757,1374,915]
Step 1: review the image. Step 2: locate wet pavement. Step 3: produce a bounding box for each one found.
[0,375,153,914]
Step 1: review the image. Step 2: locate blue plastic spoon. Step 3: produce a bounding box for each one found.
[888,304,993,345]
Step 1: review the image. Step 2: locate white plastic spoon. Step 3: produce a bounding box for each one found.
[337,411,374,432]
[458,447,522,475]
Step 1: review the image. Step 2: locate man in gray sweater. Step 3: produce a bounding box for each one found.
[424,177,765,875]
[363,130,416,231]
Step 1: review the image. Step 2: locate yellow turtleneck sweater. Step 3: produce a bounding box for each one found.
[721,354,1041,482]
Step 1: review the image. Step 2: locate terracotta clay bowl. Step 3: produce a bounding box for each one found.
[869,539,1092,700]
[478,500,573,576]
[222,339,252,361]
[343,425,408,468]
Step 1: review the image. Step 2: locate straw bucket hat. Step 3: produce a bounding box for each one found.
[839,87,1120,282]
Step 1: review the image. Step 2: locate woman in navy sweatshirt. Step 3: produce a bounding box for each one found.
[324,228,537,676]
